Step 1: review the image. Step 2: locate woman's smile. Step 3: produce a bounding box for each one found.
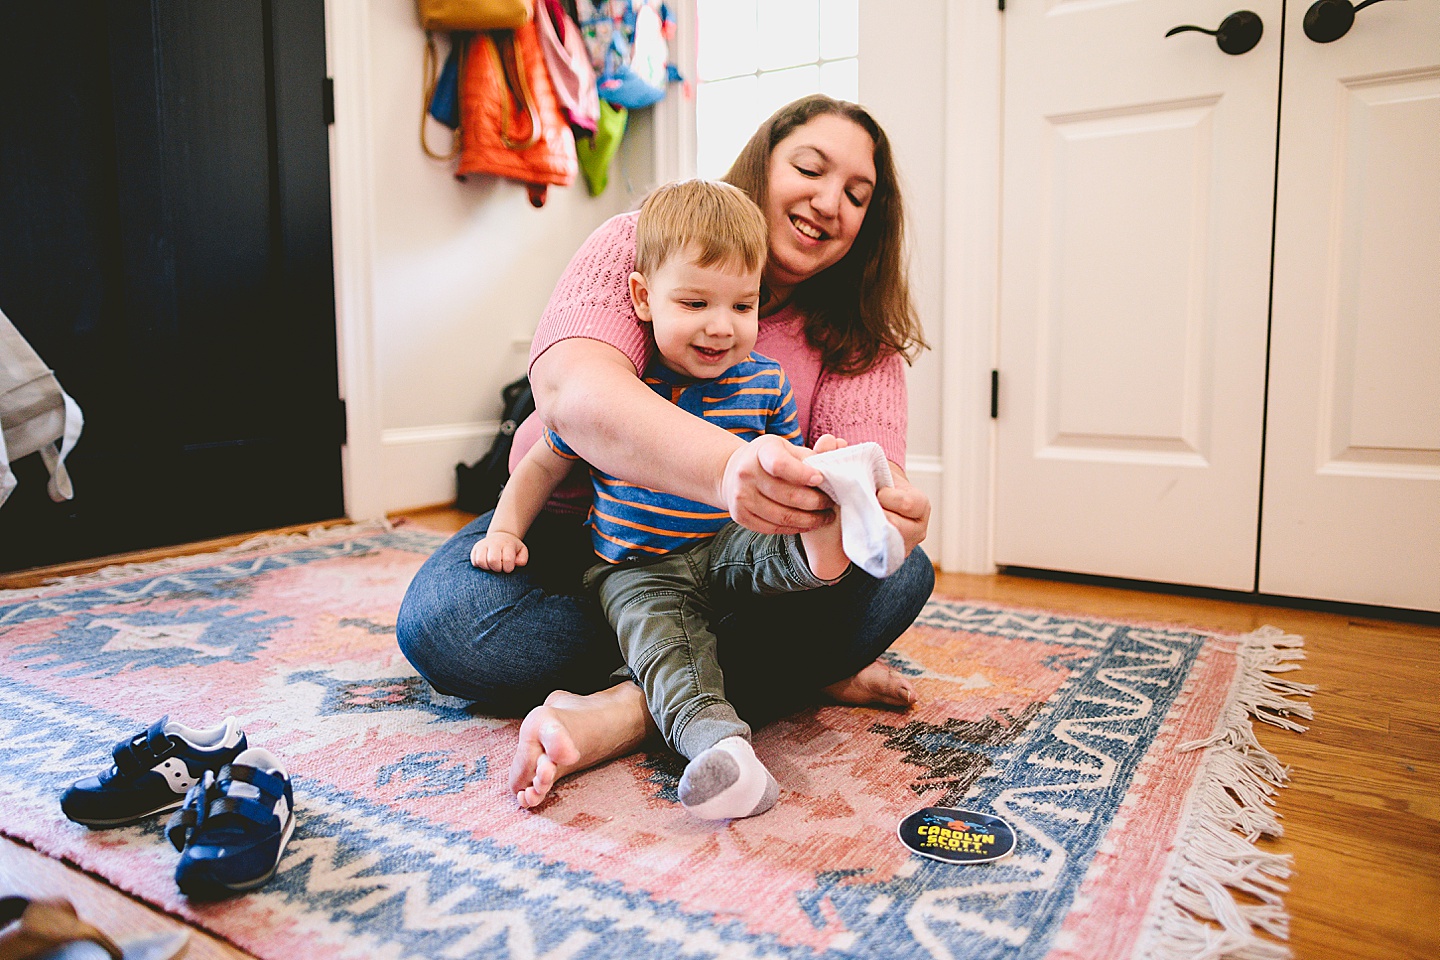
[790,215,828,242]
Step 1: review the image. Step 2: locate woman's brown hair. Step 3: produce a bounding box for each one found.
[723,94,928,375]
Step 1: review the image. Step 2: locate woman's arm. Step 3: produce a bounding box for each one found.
[531,338,835,534]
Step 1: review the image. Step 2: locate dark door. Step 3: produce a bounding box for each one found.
[0,0,343,571]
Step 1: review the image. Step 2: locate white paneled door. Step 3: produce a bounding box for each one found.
[1260,1,1440,610]
[997,0,1440,610]
[996,0,1282,590]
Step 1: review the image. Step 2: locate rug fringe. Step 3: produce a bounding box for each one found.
[0,519,395,601]
[1147,626,1315,960]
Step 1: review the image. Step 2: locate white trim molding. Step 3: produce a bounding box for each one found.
[653,0,698,183]
[939,0,1003,574]
[326,0,386,521]
[381,422,498,447]
[381,422,501,513]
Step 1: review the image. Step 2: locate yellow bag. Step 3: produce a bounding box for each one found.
[417,0,533,159]
[417,0,532,32]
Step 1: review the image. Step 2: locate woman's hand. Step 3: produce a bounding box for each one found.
[471,532,529,573]
[879,470,931,555]
[722,434,834,535]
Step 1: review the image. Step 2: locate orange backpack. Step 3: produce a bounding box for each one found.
[457,21,577,207]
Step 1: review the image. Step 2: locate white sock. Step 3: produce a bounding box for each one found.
[806,442,906,579]
[677,736,779,820]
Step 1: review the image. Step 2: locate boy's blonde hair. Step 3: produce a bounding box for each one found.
[634,179,768,278]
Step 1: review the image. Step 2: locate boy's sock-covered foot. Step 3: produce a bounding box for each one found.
[678,736,778,820]
[807,441,906,579]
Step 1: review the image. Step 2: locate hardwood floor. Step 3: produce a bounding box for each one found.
[929,571,1440,960]
[2,507,1436,959]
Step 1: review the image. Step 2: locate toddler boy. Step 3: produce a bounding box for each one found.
[471,179,849,820]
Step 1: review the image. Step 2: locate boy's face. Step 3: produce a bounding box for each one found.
[629,246,762,379]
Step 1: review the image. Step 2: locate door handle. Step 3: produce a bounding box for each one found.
[1303,0,1401,43]
[1166,10,1264,55]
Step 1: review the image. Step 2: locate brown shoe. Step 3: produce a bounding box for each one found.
[0,897,185,960]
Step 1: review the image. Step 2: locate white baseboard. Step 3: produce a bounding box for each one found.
[379,422,500,514]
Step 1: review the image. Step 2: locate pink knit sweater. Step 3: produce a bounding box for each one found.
[514,211,908,510]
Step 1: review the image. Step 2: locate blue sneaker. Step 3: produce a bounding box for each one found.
[167,747,295,898]
[61,716,247,828]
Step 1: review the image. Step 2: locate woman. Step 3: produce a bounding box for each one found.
[397,95,934,807]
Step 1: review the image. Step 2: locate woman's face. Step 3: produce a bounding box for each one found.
[762,113,877,297]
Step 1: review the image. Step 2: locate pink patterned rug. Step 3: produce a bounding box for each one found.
[0,524,1312,960]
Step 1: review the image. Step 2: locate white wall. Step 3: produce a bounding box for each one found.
[331,0,999,573]
[331,0,657,517]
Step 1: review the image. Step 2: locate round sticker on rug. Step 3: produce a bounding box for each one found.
[897,807,1016,864]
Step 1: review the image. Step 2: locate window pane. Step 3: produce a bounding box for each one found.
[758,0,819,71]
[819,0,859,59]
[697,0,757,81]
[819,57,858,103]
[756,64,822,123]
[696,75,760,178]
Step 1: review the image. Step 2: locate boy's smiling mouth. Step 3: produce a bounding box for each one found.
[691,345,730,362]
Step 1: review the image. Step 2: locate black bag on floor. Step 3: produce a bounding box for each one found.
[456,375,534,515]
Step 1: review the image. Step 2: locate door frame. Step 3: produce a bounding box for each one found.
[939,3,1003,574]
[326,0,386,522]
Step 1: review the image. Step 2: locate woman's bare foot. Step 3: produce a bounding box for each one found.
[823,659,917,708]
[508,681,655,808]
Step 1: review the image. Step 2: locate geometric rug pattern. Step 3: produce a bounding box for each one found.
[0,525,1310,959]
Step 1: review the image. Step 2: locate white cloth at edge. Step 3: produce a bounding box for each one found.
[806,441,905,579]
[0,307,84,509]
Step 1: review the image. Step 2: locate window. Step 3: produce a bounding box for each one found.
[692,0,860,178]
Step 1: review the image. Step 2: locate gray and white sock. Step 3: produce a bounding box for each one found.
[677,736,779,820]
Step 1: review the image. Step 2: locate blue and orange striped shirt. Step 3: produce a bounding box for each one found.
[544,353,803,563]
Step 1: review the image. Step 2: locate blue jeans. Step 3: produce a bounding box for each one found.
[396,510,935,723]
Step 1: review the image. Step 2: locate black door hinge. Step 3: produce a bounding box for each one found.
[337,397,348,445]
[990,370,1000,419]
[323,77,335,125]
[998,0,1005,10]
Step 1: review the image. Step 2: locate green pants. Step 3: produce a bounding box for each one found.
[585,523,842,760]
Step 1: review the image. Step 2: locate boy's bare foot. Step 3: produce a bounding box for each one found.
[508,682,654,808]
[823,659,916,708]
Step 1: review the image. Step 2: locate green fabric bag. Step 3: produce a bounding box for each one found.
[576,101,627,196]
